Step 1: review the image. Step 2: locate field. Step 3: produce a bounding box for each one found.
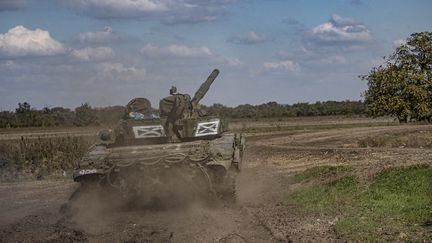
[0,116,431,242]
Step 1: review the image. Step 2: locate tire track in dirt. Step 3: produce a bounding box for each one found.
[0,180,77,227]
[255,125,432,147]
[243,125,432,241]
[247,125,432,171]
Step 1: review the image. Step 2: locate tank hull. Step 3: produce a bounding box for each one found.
[73,133,244,203]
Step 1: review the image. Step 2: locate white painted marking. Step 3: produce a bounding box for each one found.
[132,125,166,138]
[195,119,220,137]
[78,169,98,175]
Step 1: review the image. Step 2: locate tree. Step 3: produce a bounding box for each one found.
[361,32,432,122]
[15,102,35,127]
[15,102,31,114]
[74,103,98,126]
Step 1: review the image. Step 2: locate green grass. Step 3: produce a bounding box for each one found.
[289,175,357,212]
[290,165,352,183]
[287,164,432,241]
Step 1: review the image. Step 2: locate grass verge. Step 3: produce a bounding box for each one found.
[287,164,432,241]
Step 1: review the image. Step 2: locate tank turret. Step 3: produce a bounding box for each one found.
[159,69,224,141]
[159,69,219,119]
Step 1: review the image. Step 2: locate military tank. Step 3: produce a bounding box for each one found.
[71,69,244,206]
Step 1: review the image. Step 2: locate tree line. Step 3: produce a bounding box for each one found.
[203,100,365,119]
[0,100,365,128]
[0,102,126,128]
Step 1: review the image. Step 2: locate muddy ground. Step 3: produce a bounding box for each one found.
[1,124,431,242]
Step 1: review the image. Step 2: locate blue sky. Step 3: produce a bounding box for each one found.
[0,0,431,110]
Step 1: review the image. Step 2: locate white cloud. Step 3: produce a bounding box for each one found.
[76,26,117,44]
[263,60,300,72]
[96,62,146,81]
[227,31,268,45]
[309,14,371,43]
[0,26,65,57]
[140,44,212,58]
[224,57,243,66]
[64,0,233,24]
[71,47,114,61]
[319,55,347,65]
[68,0,167,13]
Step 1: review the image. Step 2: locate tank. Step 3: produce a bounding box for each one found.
[71,69,245,206]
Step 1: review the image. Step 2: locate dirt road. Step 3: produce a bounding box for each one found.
[0,167,280,242]
[1,124,431,242]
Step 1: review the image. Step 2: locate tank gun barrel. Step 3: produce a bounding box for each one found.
[191,69,219,106]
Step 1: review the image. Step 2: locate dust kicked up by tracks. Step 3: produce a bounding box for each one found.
[0,161,280,242]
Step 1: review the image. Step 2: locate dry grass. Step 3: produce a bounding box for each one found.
[0,136,97,181]
[358,130,432,148]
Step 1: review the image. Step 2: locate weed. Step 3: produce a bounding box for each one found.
[287,164,432,241]
[289,176,357,213]
[290,165,352,183]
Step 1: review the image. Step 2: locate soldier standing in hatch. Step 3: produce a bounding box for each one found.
[170,86,177,95]
[162,85,187,141]
[114,97,152,145]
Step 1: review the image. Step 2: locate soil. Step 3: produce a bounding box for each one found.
[1,124,432,242]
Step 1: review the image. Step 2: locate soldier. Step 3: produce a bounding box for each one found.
[169,86,177,95]
[113,98,152,145]
[126,97,152,120]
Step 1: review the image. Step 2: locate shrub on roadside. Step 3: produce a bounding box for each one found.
[0,136,96,181]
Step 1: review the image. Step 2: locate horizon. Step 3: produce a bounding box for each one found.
[1,98,364,112]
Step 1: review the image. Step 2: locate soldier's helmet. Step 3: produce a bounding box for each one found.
[126,98,151,119]
[169,86,177,95]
